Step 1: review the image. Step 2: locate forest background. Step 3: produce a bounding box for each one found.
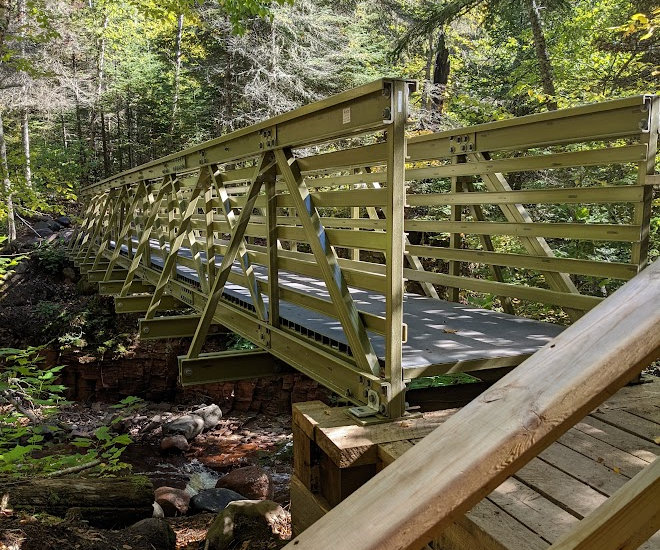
[0,0,658,300]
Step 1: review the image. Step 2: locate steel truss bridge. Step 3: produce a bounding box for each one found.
[67,79,658,418]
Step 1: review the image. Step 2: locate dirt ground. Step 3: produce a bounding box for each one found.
[0,401,294,550]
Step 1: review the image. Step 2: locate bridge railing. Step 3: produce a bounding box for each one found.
[68,80,657,418]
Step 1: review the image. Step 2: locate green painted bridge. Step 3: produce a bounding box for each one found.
[67,79,658,418]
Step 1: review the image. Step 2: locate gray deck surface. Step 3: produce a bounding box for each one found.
[115,240,565,372]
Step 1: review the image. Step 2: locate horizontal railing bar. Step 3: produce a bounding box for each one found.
[81,94,652,196]
[82,79,409,195]
[408,96,651,159]
[404,220,640,242]
[405,245,638,280]
[171,183,644,211]
[406,185,646,206]
[157,217,389,250]
[297,143,387,173]
[403,268,603,310]
[406,145,647,179]
[237,245,387,293]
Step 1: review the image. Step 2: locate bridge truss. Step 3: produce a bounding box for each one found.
[67,79,658,418]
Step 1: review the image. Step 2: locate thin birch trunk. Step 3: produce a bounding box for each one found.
[72,54,87,183]
[21,108,31,188]
[0,110,16,242]
[18,0,31,188]
[170,13,184,136]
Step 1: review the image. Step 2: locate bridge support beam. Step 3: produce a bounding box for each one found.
[179,350,287,386]
[139,314,228,340]
[99,280,153,295]
[114,294,183,314]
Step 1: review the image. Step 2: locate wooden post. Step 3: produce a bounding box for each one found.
[284,259,660,550]
[385,80,408,418]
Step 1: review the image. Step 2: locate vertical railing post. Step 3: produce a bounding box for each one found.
[447,156,465,302]
[632,96,658,271]
[204,167,217,288]
[266,169,280,328]
[385,80,408,418]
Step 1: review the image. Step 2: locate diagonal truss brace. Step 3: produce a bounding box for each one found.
[76,190,114,262]
[119,177,175,297]
[467,151,582,320]
[144,171,210,319]
[210,162,268,321]
[186,153,273,359]
[102,181,150,282]
[275,148,381,377]
[88,187,128,268]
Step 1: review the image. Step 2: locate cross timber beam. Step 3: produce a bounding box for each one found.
[69,81,657,419]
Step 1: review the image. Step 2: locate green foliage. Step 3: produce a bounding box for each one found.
[0,347,136,478]
[0,248,27,283]
[33,241,68,276]
[227,334,258,351]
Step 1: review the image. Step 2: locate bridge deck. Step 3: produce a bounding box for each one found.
[291,376,660,549]
[118,240,564,376]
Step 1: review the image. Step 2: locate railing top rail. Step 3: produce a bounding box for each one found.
[410,94,653,144]
[82,78,416,196]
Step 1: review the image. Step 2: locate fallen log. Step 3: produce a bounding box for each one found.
[0,475,154,527]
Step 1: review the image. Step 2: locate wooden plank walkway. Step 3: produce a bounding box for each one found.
[291,376,660,549]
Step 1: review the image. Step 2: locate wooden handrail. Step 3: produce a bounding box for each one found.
[284,259,660,550]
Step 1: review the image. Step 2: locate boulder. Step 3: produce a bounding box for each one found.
[62,266,77,283]
[162,414,205,440]
[189,488,245,514]
[34,220,51,231]
[35,228,54,238]
[161,434,190,452]
[215,466,273,500]
[192,404,222,430]
[124,518,176,550]
[204,500,289,550]
[154,486,190,516]
[56,216,72,227]
[58,228,75,241]
[77,278,98,295]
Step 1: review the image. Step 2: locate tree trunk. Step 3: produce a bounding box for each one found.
[100,108,110,177]
[1,476,154,528]
[18,0,31,189]
[171,13,184,137]
[126,93,134,168]
[116,98,123,172]
[423,33,434,111]
[91,13,109,173]
[432,31,450,114]
[72,54,87,183]
[0,109,16,241]
[61,112,68,149]
[21,107,31,188]
[523,0,558,110]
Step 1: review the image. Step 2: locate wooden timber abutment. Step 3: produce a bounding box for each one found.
[286,258,660,550]
[68,79,658,420]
